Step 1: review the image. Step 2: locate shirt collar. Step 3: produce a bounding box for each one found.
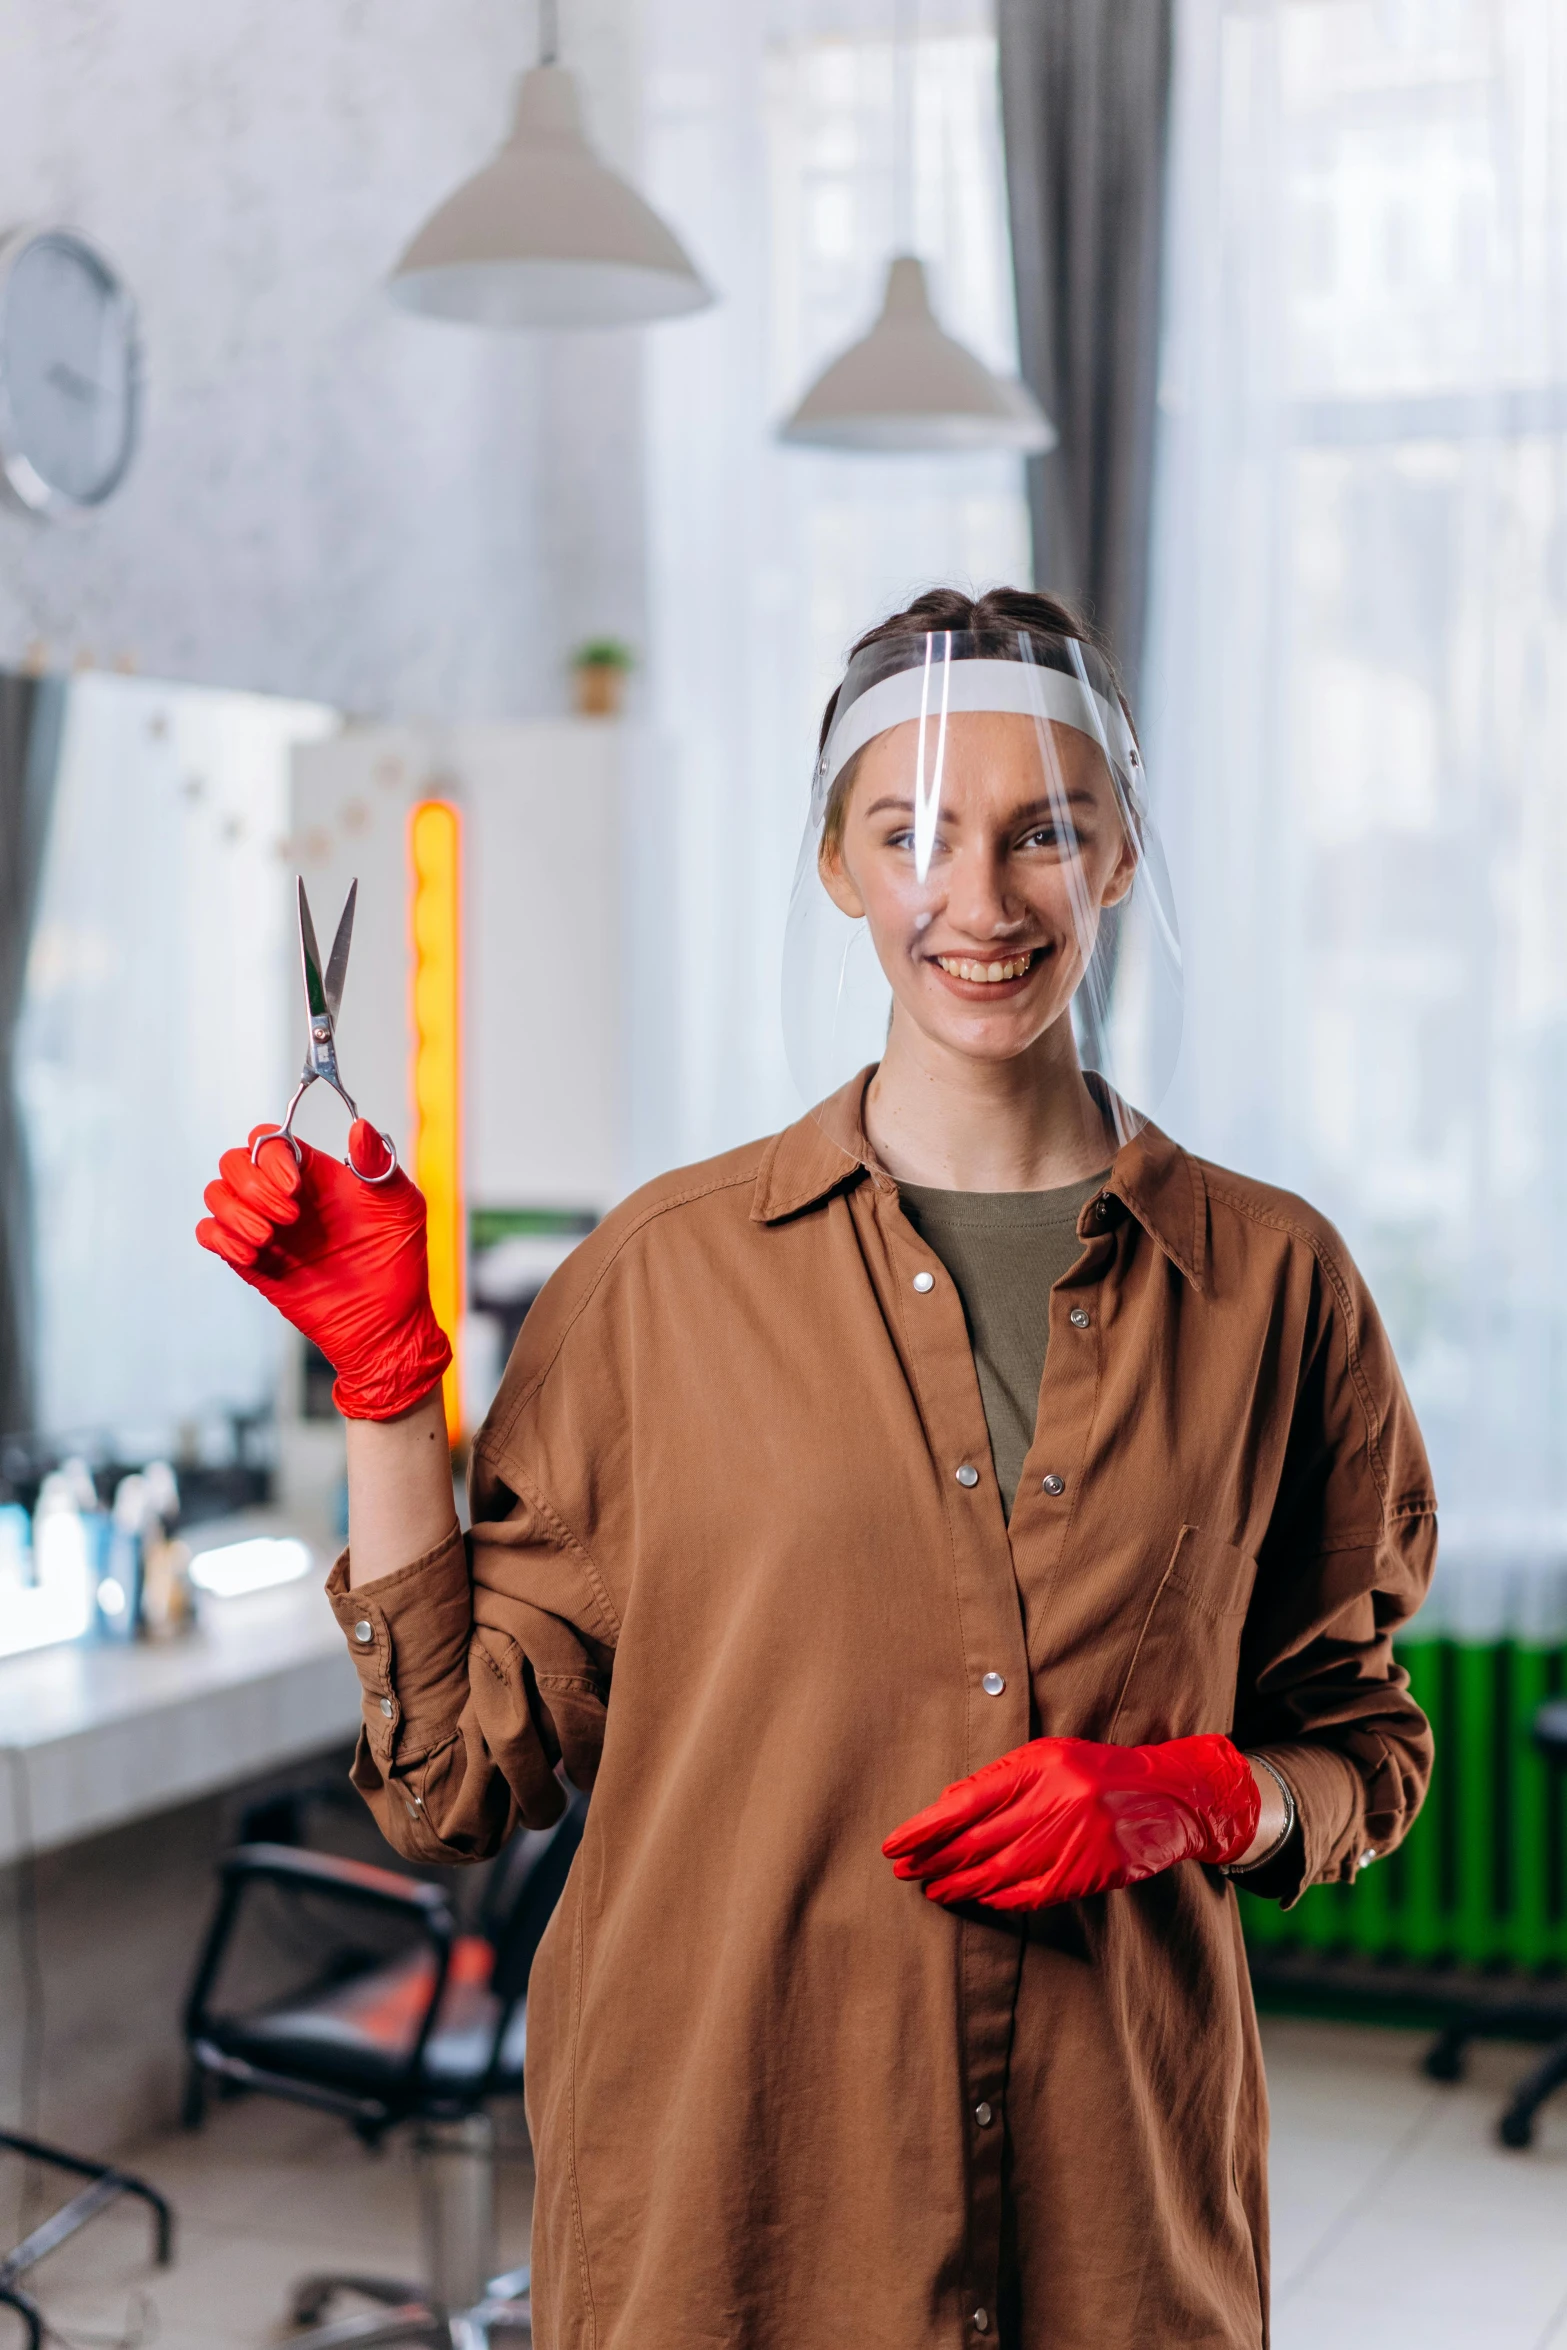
[751,1069,887,1222]
[752,1065,1208,1293]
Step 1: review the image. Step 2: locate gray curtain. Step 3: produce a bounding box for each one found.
[0,673,65,1436]
[998,0,1174,700]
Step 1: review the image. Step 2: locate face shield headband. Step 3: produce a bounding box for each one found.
[784,628,1183,1145]
[815,635,1143,857]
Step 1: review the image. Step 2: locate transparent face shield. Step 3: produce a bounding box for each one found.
[782,629,1182,1152]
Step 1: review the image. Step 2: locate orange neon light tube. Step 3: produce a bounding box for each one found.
[409,799,463,1445]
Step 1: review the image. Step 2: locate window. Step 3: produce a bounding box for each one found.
[1150,0,1567,1560]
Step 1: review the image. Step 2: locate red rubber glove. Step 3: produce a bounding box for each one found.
[882,1733,1260,1912]
[196,1124,452,1421]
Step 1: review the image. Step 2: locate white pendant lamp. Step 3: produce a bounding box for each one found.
[780,254,1055,453]
[389,40,712,330]
[780,0,1052,456]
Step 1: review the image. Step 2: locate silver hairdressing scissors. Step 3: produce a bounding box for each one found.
[251,876,398,1181]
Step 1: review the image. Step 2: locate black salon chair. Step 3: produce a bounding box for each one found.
[184,1787,586,2346]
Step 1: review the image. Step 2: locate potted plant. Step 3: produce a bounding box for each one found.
[570,637,636,719]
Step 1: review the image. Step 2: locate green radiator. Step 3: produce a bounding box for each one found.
[1242,1635,1567,1970]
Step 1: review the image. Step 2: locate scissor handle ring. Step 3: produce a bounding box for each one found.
[250,1124,303,1170]
[349,1130,400,1187]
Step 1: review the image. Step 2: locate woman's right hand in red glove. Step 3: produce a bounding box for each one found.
[196,1125,452,1422]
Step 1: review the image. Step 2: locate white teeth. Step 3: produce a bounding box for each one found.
[935,953,1034,984]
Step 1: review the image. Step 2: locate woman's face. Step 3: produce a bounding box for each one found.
[820,710,1138,1069]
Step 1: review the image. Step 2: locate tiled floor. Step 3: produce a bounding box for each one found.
[1267,2020,1567,2350]
[10,2019,1567,2347]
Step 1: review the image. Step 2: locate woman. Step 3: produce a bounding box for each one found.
[198,586,1435,2350]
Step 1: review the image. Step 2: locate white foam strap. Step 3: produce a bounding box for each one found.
[821,656,1133,794]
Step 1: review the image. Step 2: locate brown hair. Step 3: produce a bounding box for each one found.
[815,584,1127,856]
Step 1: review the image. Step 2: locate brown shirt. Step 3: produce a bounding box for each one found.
[900,1174,1108,1515]
[328,1074,1436,2350]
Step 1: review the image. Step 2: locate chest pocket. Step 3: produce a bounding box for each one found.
[1107,1524,1258,1745]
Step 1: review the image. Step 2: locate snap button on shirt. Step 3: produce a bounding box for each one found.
[981,1671,1005,1697]
[955,1464,980,1488]
[379,1697,394,1717]
[974,2102,994,2127]
[353,1620,374,1644]
[1069,1307,1091,1329]
[974,2311,990,2335]
[1041,1472,1065,1495]
[913,1270,935,1293]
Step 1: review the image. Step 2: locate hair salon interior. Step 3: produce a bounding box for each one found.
[1,0,1565,2344]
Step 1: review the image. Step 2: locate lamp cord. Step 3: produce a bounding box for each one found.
[538,0,558,67]
[892,0,919,254]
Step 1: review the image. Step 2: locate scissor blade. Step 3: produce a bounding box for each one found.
[323,879,357,1027]
[297,879,329,1022]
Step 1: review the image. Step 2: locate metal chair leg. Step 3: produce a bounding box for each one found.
[465,2286,532,2340]
[1423,2024,1468,2082]
[282,2113,525,2347]
[0,2128,173,2350]
[0,2129,173,2269]
[0,2279,44,2350]
[418,2116,494,2316]
[284,2299,450,2348]
[292,2273,434,2323]
[1499,2034,1567,2148]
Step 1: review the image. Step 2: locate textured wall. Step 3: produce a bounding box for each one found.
[0,0,649,719]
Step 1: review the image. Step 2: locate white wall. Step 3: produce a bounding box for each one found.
[0,0,651,720]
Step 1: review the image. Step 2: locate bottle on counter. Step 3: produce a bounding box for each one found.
[33,1460,108,1640]
[0,1498,31,1591]
[0,1501,33,1651]
[100,1472,149,1638]
[137,1462,194,1639]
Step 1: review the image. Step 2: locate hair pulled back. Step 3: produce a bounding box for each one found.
[814,585,1131,854]
[815,584,1124,761]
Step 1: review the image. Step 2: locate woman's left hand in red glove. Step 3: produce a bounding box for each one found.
[882,1732,1262,1912]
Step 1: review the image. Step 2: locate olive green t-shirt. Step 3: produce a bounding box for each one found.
[899,1172,1109,1519]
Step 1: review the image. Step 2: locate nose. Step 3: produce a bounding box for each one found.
[942,844,1027,941]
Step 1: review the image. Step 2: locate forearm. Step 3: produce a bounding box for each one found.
[344,1388,459,1588]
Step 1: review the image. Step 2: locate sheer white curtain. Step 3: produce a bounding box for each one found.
[639,0,1030,1171]
[1147,0,1567,1605]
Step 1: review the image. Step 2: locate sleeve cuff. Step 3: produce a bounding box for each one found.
[1242,1741,1364,1908]
[326,1522,471,1767]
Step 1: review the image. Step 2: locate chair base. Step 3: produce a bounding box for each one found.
[285,2266,530,2348]
[0,2130,174,2350]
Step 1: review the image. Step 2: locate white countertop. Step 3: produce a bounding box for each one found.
[0,1510,364,1863]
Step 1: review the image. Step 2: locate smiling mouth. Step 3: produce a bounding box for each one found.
[932,949,1040,985]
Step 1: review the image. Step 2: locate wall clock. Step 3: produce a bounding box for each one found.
[0,224,140,519]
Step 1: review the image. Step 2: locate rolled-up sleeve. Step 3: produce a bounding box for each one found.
[326,1444,613,1864]
[1234,1236,1438,1905]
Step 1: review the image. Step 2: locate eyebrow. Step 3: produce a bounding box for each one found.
[862,789,1101,820]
